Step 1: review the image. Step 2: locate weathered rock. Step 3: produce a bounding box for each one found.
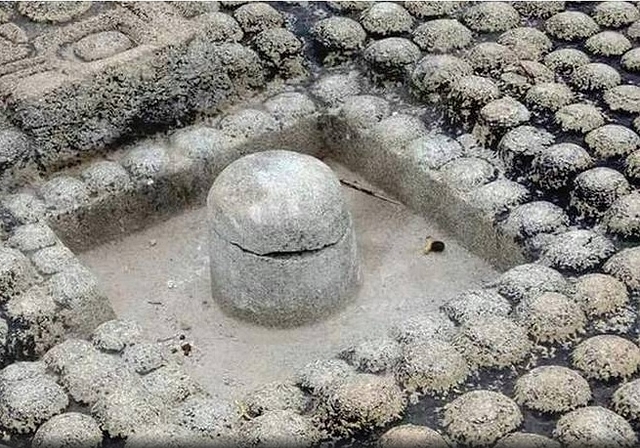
[207,151,359,327]
[443,390,522,446]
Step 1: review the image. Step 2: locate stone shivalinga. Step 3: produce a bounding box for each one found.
[207,150,360,327]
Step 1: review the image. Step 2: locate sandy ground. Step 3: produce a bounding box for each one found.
[78,160,499,401]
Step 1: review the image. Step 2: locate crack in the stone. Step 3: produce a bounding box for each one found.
[212,226,345,259]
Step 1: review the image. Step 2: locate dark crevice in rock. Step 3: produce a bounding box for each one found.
[212,225,346,260]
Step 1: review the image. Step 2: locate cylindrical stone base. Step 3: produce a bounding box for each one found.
[207,150,360,327]
[210,225,359,327]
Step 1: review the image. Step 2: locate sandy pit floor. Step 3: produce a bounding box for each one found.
[78,159,499,401]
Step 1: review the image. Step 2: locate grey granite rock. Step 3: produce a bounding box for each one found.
[208,151,359,327]
[32,412,103,448]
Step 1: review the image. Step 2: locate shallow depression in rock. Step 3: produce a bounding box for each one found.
[77,160,498,401]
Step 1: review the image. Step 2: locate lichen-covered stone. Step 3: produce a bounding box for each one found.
[412,19,472,53]
[338,95,391,131]
[605,193,640,239]
[213,43,265,89]
[339,337,402,374]
[31,412,103,448]
[411,55,473,96]
[467,180,530,221]
[539,230,616,274]
[494,432,561,448]
[585,31,632,56]
[371,115,427,149]
[5,284,65,358]
[242,381,309,417]
[218,109,278,141]
[80,161,132,195]
[359,2,414,36]
[443,289,511,324]
[404,1,463,19]
[544,48,590,74]
[592,1,639,28]
[378,424,448,448]
[0,245,38,303]
[501,201,569,241]
[323,373,406,432]
[465,42,518,77]
[122,342,167,374]
[498,27,552,61]
[263,92,317,127]
[74,31,133,62]
[621,47,640,72]
[604,84,640,114]
[571,63,621,92]
[603,246,640,293]
[0,361,49,385]
[462,2,521,33]
[524,82,574,113]
[253,28,302,66]
[479,96,530,129]
[363,37,421,74]
[197,12,244,42]
[43,339,97,374]
[1,194,46,225]
[553,406,637,448]
[591,304,637,336]
[443,390,522,446]
[389,311,457,345]
[91,386,164,438]
[573,273,629,318]
[233,2,283,33]
[312,17,366,53]
[295,359,355,397]
[91,319,144,353]
[514,365,591,413]
[498,125,554,175]
[515,291,586,344]
[555,103,605,133]
[453,316,532,369]
[242,410,320,448]
[18,2,91,23]
[572,335,640,381]
[439,157,497,192]
[142,363,201,407]
[627,150,640,181]
[45,265,115,339]
[571,167,630,220]
[170,396,238,442]
[496,263,568,303]
[612,378,640,422]
[585,124,640,160]
[40,176,90,212]
[61,352,141,405]
[500,60,555,97]
[31,245,79,276]
[121,142,170,182]
[0,128,31,171]
[311,72,362,106]
[0,375,69,434]
[396,339,469,395]
[545,11,599,41]
[530,142,593,190]
[446,75,501,126]
[407,134,463,170]
[326,2,371,12]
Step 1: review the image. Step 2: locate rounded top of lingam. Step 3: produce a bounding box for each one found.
[207,150,350,255]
